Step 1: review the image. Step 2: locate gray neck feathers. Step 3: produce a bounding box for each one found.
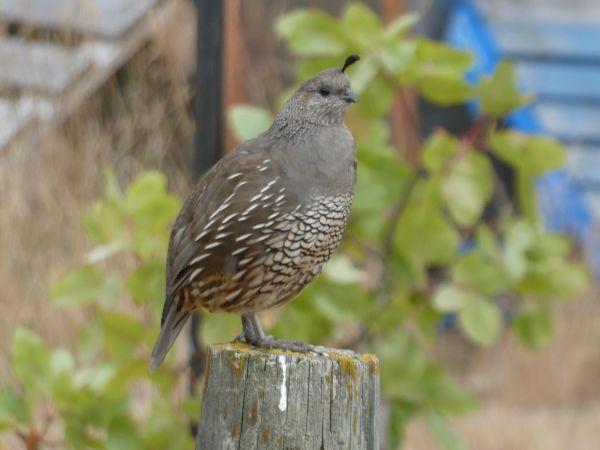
[266,95,346,144]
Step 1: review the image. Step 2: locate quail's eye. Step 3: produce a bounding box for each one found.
[319,87,331,97]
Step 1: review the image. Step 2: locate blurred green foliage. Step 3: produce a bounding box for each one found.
[2,172,196,449]
[0,3,589,449]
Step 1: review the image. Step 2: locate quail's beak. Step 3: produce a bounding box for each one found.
[342,89,358,104]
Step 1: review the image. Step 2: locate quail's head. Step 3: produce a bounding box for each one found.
[288,55,360,126]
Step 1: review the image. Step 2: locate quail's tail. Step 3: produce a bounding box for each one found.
[149,306,190,372]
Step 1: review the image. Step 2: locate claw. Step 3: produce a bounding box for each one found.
[247,336,314,353]
[234,331,246,343]
[239,313,315,353]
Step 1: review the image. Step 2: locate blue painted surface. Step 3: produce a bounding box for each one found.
[530,102,600,143]
[516,61,600,101]
[568,146,600,188]
[445,0,600,278]
[492,21,600,61]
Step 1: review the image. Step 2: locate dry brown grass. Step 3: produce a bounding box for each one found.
[405,290,600,450]
[0,0,197,381]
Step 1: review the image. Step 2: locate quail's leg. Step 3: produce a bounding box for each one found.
[235,315,259,343]
[243,312,314,353]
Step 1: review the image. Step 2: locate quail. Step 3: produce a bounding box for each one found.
[149,55,360,371]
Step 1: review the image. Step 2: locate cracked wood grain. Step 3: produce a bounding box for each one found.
[196,343,380,450]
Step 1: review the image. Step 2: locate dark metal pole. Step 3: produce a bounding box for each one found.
[194,0,224,175]
[189,0,224,426]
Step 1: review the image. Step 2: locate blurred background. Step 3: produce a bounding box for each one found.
[0,0,599,449]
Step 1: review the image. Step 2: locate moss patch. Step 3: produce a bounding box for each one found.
[331,352,360,397]
[359,353,380,374]
[331,352,359,383]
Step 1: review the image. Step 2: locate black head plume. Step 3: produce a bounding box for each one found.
[341,55,360,73]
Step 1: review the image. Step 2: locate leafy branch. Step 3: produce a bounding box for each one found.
[0,4,590,450]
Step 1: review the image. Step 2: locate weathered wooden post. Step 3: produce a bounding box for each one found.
[196,343,380,450]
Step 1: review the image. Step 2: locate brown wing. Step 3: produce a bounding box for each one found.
[161,144,299,321]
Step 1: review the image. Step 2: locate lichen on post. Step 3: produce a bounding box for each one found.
[196,343,380,450]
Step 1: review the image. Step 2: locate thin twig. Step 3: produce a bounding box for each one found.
[345,117,497,349]
[345,169,424,348]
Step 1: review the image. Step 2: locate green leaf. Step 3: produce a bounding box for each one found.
[98,273,123,308]
[100,311,147,360]
[516,171,539,222]
[458,297,501,346]
[419,75,474,105]
[478,61,533,117]
[342,3,382,49]
[411,39,474,76]
[442,150,493,226]
[12,328,51,396]
[504,219,535,281]
[0,388,29,430]
[513,302,553,348]
[432,284,469,313]
[352,165,390,240]
[352,131,412,242]
[550,263,589,298]
[452,251,511,296]
[404,39,475,105]
[425,410,465,450]
[383,13,419,39]
[322,255,367,284]
[475,224,499,258]
[84,201,126,245]
[349,54,379,94]
[127,261,165,309]
[125,171,180,233]
[64,416,96,449]
[228,105,273,141]
[142,397,196,448]
[357,75,396,117]
[396,203,460,267]
[518,261,589,299]
[527,232,570,261]
[422,131,459,172]
[126,171,167,206]
[73,364,116,392]
[379,40,416,75]
[489,130,566,176]
[51,268,121,308]
[51,348,75,375]
[101,312,145,346]
[379,330,477,416]
[51,267,104,307]
[102,167,123,204]
[77,324,104,364]
[107,414,142,450]
[276,10,348,57]
[85,242,127,264]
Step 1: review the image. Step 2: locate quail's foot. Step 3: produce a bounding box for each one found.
[245,335,314,353]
